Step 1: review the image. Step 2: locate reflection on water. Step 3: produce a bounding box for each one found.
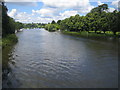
[2,29,118,88]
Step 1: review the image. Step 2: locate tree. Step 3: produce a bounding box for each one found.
[91,4,108,14]
[2,2,24,37]
[108,11,119,35]
[51,20,56,24]
[45,3,119,36]
[15,22,24,30]
[2,2,16,37]
[57,20,61,25]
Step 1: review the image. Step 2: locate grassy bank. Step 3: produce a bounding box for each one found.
[61,31,120,39]
[2,34,18,49]
[2,34,18,75]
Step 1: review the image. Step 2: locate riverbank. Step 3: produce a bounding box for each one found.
[2,34,18,49]
[61,31,120,40]
[2,34,18,80]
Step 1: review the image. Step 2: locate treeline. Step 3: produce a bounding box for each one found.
[44,20,60,32]
[1,2,25,48]
[24,23,45,29]
[2,2,24,37]
[45,4,120,35]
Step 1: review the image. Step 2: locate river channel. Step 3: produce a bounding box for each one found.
[2,28,118,88]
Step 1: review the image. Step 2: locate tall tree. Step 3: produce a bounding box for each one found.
[51,20,56,24]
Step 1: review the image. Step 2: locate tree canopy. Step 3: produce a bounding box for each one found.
[2,2,24,37]
[45,4,119,35]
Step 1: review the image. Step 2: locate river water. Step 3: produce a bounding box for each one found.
[3,28,118,88]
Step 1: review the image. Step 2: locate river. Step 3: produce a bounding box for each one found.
[2,28,118,88]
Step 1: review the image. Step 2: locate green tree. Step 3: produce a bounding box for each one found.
[2,2,16,37]
[57,20,61,25]
[51,20,56,24]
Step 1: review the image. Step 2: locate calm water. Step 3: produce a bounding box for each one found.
[3,29,118,88]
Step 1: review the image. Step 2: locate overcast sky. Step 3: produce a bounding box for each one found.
[5,0,119,23]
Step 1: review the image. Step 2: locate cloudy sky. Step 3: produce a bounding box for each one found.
[5,0,119,23]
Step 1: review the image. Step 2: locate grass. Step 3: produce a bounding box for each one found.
[2,34,18,73]
[62,31,120,37]
[2,34,18,48]
[61,30,120,40]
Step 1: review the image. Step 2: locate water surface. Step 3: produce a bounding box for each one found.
[3,29,118,88]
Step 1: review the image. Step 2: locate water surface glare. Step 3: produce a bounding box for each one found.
[3,29,118,88]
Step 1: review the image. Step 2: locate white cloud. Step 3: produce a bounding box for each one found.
[8,9,17,17]
[38,8,53,14]
[8,9,31,23]
[32,0,94,17]
[42,0,90,8]
[108,7,116,12]
[32,8,56,17]
[97,1,104,5]
[111,0,120,8]
[37,17,53,23]
[6,2,38,7]
[8,9,54,23]
[4,0,116,2]
[14,12,31,22]
[41,0,94,14]
[6,0,96,23]
[78,5,94,14]
[8,9,79,23]
[5,0,41,2]
[50,10,79,21]
[60,10,78,17]
[31,10,78,22]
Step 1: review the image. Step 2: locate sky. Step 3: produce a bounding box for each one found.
[5,0,120,23]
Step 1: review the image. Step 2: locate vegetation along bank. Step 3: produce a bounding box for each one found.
[44,4,120,38]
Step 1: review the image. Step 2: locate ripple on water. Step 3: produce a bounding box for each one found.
[3,29,118,88]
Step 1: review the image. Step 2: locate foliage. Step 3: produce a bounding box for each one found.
[2,34,18,48]
[62,31,119,40]
[51,20,56,24]
[24,23,46,29]
[60,4,120,35]
[15,22,24,30]
[45,23,59,32]
[2,2,24,37]
[1,2,21,49]
[45,4,119,36]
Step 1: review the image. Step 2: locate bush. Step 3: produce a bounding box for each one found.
[2,34,18,48]
[45,24,60,32]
